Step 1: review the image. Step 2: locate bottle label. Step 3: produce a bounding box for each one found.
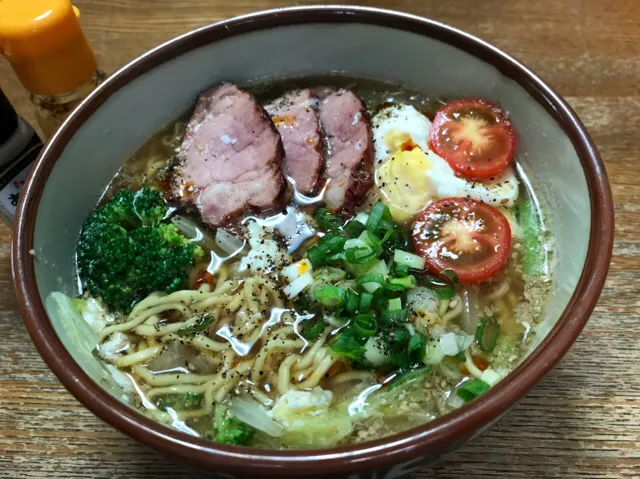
[0,135,42,221]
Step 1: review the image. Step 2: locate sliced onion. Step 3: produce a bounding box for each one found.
[215,228,246,255]
[284,272,314,299]
[423,337,445,365]
[460,287,481,334]
[407,287,439,315]
[171,215,218,251]
[439,332,474,356]
[230,396,282,437]
[447,391,466,409]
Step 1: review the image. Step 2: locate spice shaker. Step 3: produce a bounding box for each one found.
[0,0,106,138]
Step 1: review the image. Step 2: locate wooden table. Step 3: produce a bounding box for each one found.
[1,1,638,477]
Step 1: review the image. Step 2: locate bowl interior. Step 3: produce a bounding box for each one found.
[32,20,589,438]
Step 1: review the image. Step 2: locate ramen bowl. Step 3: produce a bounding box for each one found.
[12,6,613,478]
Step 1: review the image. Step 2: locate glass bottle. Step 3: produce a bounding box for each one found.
[0,0,106,138]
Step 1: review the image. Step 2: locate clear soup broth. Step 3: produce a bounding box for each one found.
[66,76,552,449]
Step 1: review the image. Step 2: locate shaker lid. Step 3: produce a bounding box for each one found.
[0,0,97,96]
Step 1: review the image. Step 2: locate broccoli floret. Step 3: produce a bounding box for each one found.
[89,187,166,229]
[77,188,203,313]
[213,406,255,446]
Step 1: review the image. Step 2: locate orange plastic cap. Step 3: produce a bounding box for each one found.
[0,0,97,96]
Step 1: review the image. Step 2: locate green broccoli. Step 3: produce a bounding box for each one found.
[77,187,203,313]
[213,405,256,446]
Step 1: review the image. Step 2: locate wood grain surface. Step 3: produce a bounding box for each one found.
[1,1,638,478]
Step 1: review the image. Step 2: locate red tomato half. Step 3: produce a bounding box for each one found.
[412,197,512,283]
[430,99,516,179]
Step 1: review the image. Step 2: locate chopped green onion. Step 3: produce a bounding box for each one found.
[383,282,406,298]
[345,290,360,313]
[423,274,455,299]
[313,285,345,307]
[407,333,427,364]
[391,327,411,345]
[457,379,491,402]
[330,330,367,360]
[455,350,466,362]
[315,208,342,230]
[388,298,403,311]
[475,316,500,352]
[177,315,214,336]
[359,292,373,311]
[307,247,325,268]
[353,314,377,338]
[394,250,426,270]
[393,263,410,278]
[301,318,325,340]
[307,234,346,267]
[387,366,431,391]
[390,275,417,290]
[440,269,459,283]
[361,230,383,249]
[345,247,378,264]
[381,307,408,324]
[366,202,391,233]
[344,219,366,238]
[434,285,455,300]
[357,273,385,293]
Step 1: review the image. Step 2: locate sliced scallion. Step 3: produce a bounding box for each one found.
[345,290,360,313]
[440,269,459,283]
[390,275,416,290]
[345,247,377,264]
[407,333,427,364]
[315,208,342,230]
[330,330,367,360]
[359,292,373,311]
[381,307,408,324]
[313,285,345,307]
[344,220,366,238]
[387,366,431,391]
[457,379,491,402]
[366,202,391,233]
[393,263,410,278]
[353,314,377,338]
[388,298,403,311]
[475,316,500,352]
[301,318,324,340]
[357,273,385,293]
[393,250,426,270]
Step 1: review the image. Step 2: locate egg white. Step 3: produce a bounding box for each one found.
[372,103,520,215]
[373,104,431,164]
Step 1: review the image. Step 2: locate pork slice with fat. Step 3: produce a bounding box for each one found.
[171,82,285,226]
[317,88,374,214]
[265,89,323,195]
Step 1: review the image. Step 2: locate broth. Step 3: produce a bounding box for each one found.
[70,76,552,449]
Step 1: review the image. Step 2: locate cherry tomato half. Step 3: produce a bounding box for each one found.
[430,99,516,180]
[412,197,512,283]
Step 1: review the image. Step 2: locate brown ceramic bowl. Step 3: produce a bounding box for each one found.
[12,6,613,478]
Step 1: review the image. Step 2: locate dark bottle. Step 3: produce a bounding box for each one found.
[0,89,43,224]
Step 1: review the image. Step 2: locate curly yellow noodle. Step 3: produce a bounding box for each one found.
[277,354,301,394]
[112,345,162,368]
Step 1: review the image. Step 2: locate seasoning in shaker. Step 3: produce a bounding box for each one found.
[0,0,106,138]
